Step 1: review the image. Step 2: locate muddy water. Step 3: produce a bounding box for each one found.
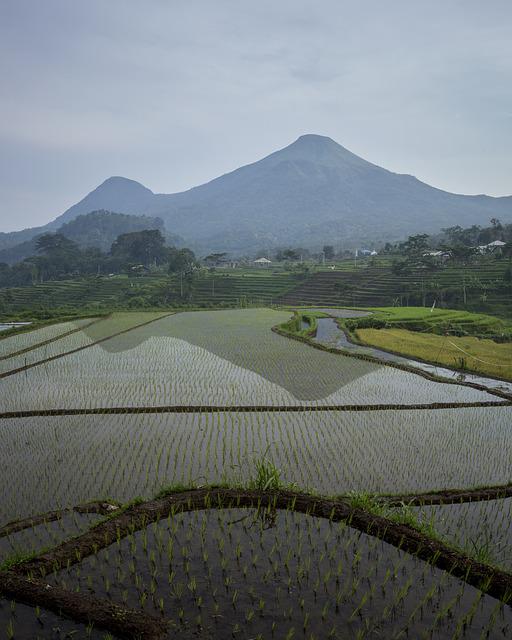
[0,599,105,639]
[313,316,512,397]
[51,508,512,639]
[411,498,512,571]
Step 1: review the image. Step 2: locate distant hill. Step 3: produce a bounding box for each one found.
[2,134,511,254]
[0,210,181,264]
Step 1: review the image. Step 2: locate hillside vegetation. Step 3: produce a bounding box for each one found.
[277,258,512,318]
[355,327,512,381]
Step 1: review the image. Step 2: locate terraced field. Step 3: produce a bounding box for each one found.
[0,312,168,377]
[168,269,302,306]
[1,308,511,639]
[1,407,511,524]
[278,261,511,316]
[0,310,497,410]
[0,269,302,312]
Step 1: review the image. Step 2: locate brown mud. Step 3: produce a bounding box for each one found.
[379,483,512,506]
[0,398,508,421]
[0,501,120,538]
[0,570,168,639]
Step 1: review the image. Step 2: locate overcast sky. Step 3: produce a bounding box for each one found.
[0,0,511,232]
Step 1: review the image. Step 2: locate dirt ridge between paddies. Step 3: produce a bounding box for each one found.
[6,481,512,539]
[0,398,509,421]
[272,325,512,401]
[9,488,512,608]
[374,482,512,507]
[0,316,105,362]
[0,312,173,380]
[0,501,120,538]
[0,571,167,640]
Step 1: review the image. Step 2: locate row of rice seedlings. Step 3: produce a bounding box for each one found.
[1,407,511,524]
[149,308,498,402]
[0,311,166,377]
[0,308,494,412]
[0,334,494,413]
[0,598,111,639]
[0,511,102,566]
[412,498,512,570]
[0,318,96,359]
[49,507,512,638]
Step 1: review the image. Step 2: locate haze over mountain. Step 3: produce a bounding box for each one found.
[1,134,511,257]
[0,211,180,265]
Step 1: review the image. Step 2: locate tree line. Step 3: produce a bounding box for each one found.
[0,230,196,288]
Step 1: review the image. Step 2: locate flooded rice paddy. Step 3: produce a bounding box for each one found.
[1,308,511,638]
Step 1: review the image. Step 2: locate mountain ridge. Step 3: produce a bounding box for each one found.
[1,135,511,255]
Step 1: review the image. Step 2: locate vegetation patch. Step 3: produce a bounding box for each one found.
[355,327,512,381]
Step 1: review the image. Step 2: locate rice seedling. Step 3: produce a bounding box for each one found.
[45,507,512,639]
[1,308,510,637]
[411,498,512,570]
[1,406,511,525]
[0,309,496,412]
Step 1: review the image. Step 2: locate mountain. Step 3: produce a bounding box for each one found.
[0,178,156,255]
[0,210,180,264]
[55,178,156,226]
[2,135,511,255]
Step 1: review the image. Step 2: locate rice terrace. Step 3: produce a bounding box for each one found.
[0,301,511,639]
[2,3,512,638]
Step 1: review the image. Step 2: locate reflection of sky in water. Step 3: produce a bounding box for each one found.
[74,309,495,404]
[87,309,385,401]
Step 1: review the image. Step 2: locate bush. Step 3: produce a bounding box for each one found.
[127,296,151,308]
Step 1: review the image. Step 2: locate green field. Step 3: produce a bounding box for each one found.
[356,327,512,380]
[0,309,494,412]
[1,257,510,320]
[337,306,512,380]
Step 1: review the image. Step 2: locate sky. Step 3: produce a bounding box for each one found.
[0,0,511,232]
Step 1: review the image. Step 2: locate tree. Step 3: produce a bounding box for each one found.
[400,234,431,258]
[36,233,78,255]
[443,244,477,266]
[203,253,227,267]
[504,242,512,262]
[33,233,80,279]
[323,245,335,260]
[110,230,167,267]
[442,226,464,244]
[168,248,196,273]
[282,249,300,261]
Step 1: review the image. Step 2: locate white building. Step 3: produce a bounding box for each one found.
[477,240,506,254]
[253,257,272,267]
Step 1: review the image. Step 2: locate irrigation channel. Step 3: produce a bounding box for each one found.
[0,322,32,332]
[309,309,512,397]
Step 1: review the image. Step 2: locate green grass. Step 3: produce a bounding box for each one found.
[355,306,512,340]
[355,327,512,380]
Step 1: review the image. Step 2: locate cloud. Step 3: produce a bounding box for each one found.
[0,0,511,229]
